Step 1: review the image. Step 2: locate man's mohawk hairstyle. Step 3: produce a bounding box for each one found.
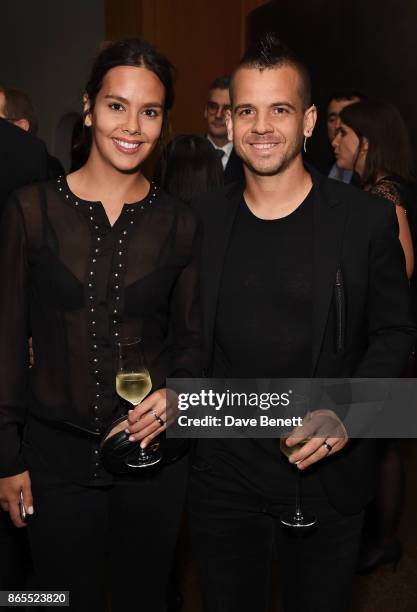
[235,31,312,109]
[242,32,291,68]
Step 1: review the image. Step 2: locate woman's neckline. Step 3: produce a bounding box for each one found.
[63,174,153,207]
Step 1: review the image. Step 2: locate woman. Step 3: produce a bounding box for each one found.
[332,98,414,278]
[332,99,415,574]
[155,134,224,203]
[0,38,201,611]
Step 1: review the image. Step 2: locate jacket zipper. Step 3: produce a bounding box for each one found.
[335,267,345,352]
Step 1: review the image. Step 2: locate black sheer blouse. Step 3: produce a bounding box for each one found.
[0,177,201,484]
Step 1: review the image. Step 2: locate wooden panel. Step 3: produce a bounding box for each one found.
[151,0,242,135]
[104,0,142,39]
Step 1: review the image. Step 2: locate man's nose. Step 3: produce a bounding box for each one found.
[253,112,273,134]
[215,106,225,119]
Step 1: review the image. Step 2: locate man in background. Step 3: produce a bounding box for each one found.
[205,76,244,184]
[0,100,49,593]
[0,86,63,181]
[327,90,362,182]
[0,117,49,216]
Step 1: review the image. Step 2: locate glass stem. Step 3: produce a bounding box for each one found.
[294,467,303,521]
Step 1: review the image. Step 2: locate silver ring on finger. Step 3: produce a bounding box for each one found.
[322,441,333,453]
[151,409,165,427]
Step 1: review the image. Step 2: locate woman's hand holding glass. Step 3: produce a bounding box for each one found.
[125,388,179,448]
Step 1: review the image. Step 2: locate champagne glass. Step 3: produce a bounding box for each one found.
[116,337,162,468]
[280,423,317,529]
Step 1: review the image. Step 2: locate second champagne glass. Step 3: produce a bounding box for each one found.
[116,337,162,468]
[280,416,317,528]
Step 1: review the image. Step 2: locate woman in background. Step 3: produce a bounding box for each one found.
[333,98,414,277]
[155,133,223,203]
[333,98,415,574]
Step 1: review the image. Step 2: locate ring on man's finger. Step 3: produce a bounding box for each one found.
[322,441,333,452]
[151,409,165,427]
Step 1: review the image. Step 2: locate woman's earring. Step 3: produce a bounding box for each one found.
[303,136,308,153]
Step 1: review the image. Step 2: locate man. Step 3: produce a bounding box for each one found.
[327,90,362,183]
[189,34,414,612]
[0,86,64,180]
[205,76,244,184]
[0,117,48,594]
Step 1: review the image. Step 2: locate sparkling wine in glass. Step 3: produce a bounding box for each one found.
[116,337,162,468]
[280,432,317,529]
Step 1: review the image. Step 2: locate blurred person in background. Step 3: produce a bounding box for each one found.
[69,114,91,172]
[205,76,244,184]
[0,117,48,215]
[0,116,49,598]
[333,99,414,277]
[333,98,415,574]
[0,86,64,178]
[326,90,362,183]
[155,133,223,203]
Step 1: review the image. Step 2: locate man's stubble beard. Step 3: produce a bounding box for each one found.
[235,130,304,177]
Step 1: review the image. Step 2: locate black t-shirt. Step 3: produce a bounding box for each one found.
[197,187,323,500]
[214,189,313,378]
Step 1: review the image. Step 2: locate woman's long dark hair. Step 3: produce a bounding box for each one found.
[155,134,224,203]
[340,99,414,187]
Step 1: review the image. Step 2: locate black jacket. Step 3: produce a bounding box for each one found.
[0,118,49,216]
[224,148,244,184]
[192,168,415,514]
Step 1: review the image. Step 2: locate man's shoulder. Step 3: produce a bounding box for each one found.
[191,181,243,218]
[319,173,395,222]
[0,118,47,158]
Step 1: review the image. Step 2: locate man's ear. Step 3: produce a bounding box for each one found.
[304,104,317,138]
[83,93,92,127]
[14,118,30,132]
[361,137,369,153]
[204,105,208,121]
[225,109,233,143]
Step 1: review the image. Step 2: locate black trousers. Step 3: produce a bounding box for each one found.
[0,519,31,590]
[26,457,188,612]
[188,463,363,612]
